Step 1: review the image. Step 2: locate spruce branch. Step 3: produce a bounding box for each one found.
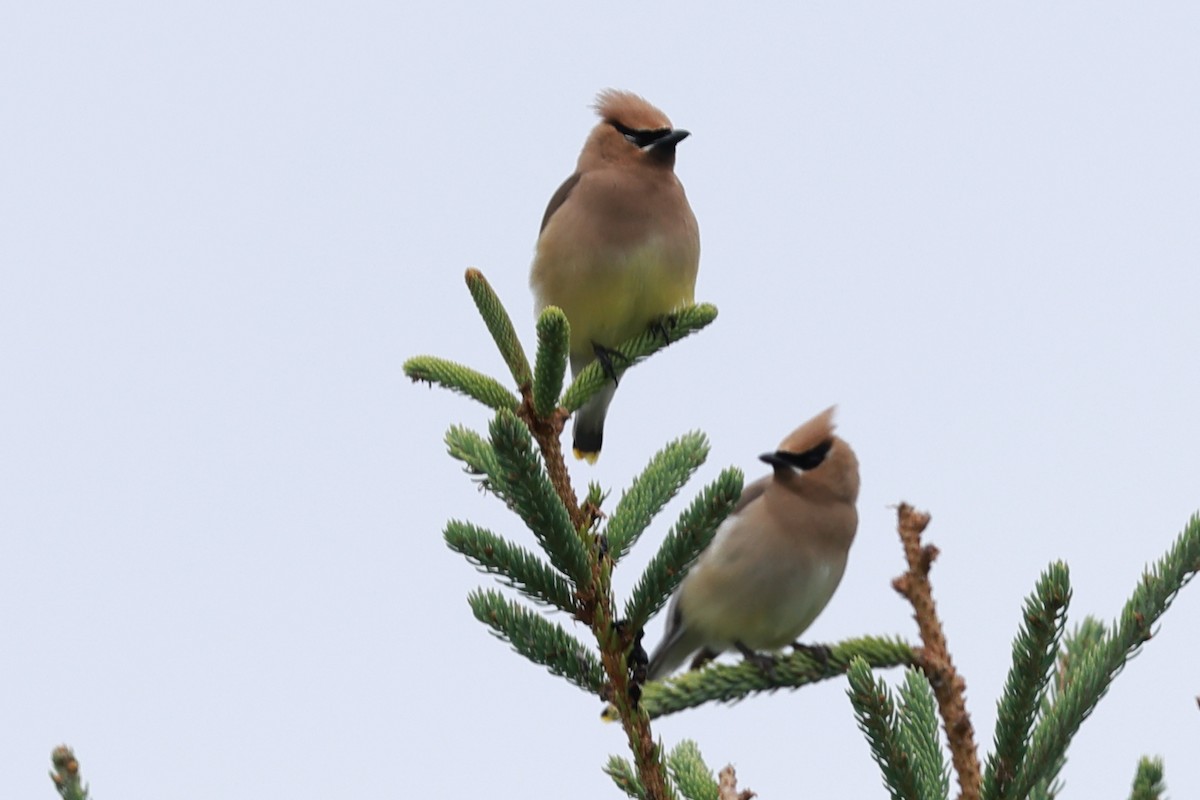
[591,561,676,800]
[410,267,1200,800]
[416,274,722,800]
[623,467,743,632]
[561,304,718,414]
[667,740,719,800]
[518,400,581,530]
[1010,514,1200,799]
[847,658,923,800]
[585,479,674,800]
[1054,616,1107,691]
[465,268,533,388]
[640,636,916,719]
[892,503,981,800]
[899,669,952,800]
[403,355,520,411]
[468,588,605,692]
[606,755,648,799]
[983,562,1071,800]
[585,481,607,512]
[445,425,499,487]
[533,306,570,418]
[1027,617,1107,800]
[489,409,591,587]
[519,305,578,521]
[445,520,578,614]
[606,432,710,563]
[49,746,89,800]
[1128,756,1165,800]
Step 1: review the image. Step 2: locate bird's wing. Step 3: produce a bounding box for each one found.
[539,172,582,233]
[732,474,770,515]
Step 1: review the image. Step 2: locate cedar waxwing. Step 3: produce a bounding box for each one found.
[646,407,860,681]
[530,89,700,463]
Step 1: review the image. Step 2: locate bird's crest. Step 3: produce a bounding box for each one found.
[777,406,837,455]
[593,89,671,131]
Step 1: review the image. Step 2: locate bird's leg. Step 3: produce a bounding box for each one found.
[791,641,833,669]
[734,641,777,678]
[687,648,719,672]
[614,619,648,693]
[591,342,629,387]
[648,314,677,344]
[628,627,649,687]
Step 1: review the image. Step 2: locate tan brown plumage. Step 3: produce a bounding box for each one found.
[530,90,700,462]
[646,406,860,680]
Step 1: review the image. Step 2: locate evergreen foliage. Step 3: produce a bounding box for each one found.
[983,563,1071,800]
[404,355,519,411]
[622,467,743,632]
[666,741,719,800]
[533,306,570,417]
[605,432,711,564]
[560,304,717,413]
[49,266,1200,798]
[49,747,89,800]
[643,636,916,719]
[606,755,648,799]
[848,658,929,800]
[464,268,532,387]
[468,588,606,692]
[897,669,951,800]
[400,271,1200,800]
[1128,757,1165,800]
[444,519,577,613]
[486,409,591,586]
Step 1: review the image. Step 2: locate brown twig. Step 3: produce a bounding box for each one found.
[892,503,982,800]
[517,389,594,531]
[718,765,755,800]
[518,388,670,800]
[597,593,670,800]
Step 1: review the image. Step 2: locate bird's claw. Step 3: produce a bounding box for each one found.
[735,641,778,678]
[791,641,833,669]
[591,342,628,387]
[649,314,678,344]
[688,648,719,672]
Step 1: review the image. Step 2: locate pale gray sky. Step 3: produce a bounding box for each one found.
[3,3,1198,798]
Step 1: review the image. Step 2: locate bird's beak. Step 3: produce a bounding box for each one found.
[649,128,690,151]
[759,451,787,468]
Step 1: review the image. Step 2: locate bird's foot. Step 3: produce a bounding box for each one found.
[649,314,678,344]
[791,641,833,669]
[626,625,649,676]
[591,342,628,387]
[687,648,719,672]
[735,641,777,678]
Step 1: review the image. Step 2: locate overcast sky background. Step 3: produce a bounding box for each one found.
[4,3,1199,798]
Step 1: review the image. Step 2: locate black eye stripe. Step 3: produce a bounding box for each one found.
[773,439,834,471]
[610,120,672,148]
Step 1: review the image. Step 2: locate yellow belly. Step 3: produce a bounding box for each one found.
[533,239,697,358]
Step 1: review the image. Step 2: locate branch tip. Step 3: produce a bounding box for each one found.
[892,503,981,800]
[718,765,755,800]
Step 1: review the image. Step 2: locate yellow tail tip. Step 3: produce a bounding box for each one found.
[573,448,600,464]
[600,703,620,722]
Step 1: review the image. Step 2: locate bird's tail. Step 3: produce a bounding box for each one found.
[571,383,616,463]
[646,623,703,683]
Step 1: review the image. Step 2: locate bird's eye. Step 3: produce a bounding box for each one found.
[775,439,834,471]
[611,121,672,148]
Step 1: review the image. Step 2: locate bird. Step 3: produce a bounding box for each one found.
[646,406,860,681]
[530,89,700,463]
